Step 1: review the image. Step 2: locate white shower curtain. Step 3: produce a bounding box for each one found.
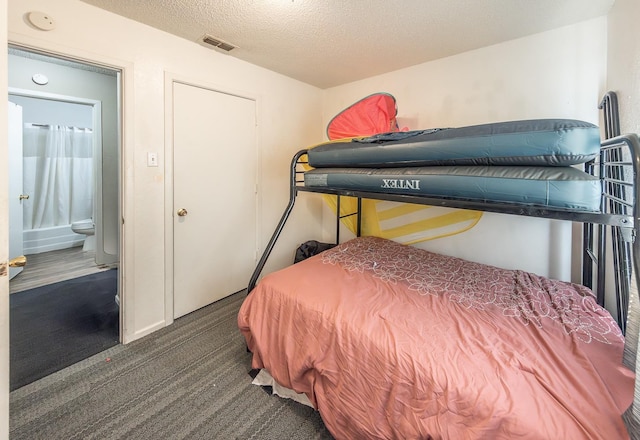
[22,124,94,230]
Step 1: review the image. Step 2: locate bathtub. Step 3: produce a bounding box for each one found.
[23,225,85,255]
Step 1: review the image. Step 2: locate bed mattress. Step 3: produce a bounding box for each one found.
[307,119,600,168]
[238,236,634,439]
[304,165,602,211]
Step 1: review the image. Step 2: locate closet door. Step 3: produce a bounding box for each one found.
[172,82,257,318]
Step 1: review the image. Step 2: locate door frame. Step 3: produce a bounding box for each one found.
[163,72,261,326]
[8,88,103,261]
[7,101,23,280]
[7,39,133,342]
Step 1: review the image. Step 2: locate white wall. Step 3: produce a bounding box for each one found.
[322,17,608,281]
[7,0,324,343]
[607,0,640,136]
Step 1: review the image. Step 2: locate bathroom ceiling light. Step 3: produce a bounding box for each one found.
[27,11,56,31]
[32,73,49,85]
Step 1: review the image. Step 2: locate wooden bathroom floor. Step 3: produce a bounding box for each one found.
[10,247,114,294]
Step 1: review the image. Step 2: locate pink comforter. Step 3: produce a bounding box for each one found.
[238,236,634,439]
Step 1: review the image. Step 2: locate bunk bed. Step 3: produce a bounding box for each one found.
[238,94,640,439]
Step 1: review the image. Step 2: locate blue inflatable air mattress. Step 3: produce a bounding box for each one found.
[304,165,601,211]
[307,119,600,168]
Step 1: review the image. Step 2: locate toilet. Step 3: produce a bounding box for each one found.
[71,218,95,251]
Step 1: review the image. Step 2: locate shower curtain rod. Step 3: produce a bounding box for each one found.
[27,123,92,130]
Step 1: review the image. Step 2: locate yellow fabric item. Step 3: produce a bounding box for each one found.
[322,195,482,244]
[301,153,482,244]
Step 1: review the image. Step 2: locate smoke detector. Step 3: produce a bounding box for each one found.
[27,11,56,31]
[201,34,237,52]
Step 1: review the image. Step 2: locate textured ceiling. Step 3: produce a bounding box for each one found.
[80,0,615,89]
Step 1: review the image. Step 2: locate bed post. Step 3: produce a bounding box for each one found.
[582,157,596,291]
[595,93,637,330]
[599,92,621,140]
[357,198,362,236]
[599,134,640,331]
[335,196,363,240]
[336,195,341,243]
[247,150,308,293]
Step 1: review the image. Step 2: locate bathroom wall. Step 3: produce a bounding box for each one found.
[8,52,119,264]
[9,95,92,126]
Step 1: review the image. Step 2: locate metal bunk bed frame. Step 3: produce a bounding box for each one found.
[248,112,640,334]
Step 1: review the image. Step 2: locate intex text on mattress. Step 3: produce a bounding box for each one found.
[304,166,601,211]
[307,119,600,167]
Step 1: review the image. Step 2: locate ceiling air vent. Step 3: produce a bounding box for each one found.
[201,34,237,52]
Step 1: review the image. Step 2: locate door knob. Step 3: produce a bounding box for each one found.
[177,208,188,217]
[19,194,29,200]
[9,256,27,267]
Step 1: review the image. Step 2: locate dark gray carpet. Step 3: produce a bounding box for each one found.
[10,269,119,391]
[10,291,334,440]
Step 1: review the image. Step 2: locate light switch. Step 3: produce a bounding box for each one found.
[147,152,158,167]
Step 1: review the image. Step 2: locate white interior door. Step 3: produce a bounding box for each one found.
[8,101,24,280]
[173,82,257,318]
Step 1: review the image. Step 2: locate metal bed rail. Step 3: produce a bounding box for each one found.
[582,91,633,331]
[248,134,640,318]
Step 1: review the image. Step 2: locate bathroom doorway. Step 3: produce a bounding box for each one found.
[8,91,103,274]
[7,46,122,390]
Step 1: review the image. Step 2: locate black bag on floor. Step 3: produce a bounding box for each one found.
[294,240,337,263]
